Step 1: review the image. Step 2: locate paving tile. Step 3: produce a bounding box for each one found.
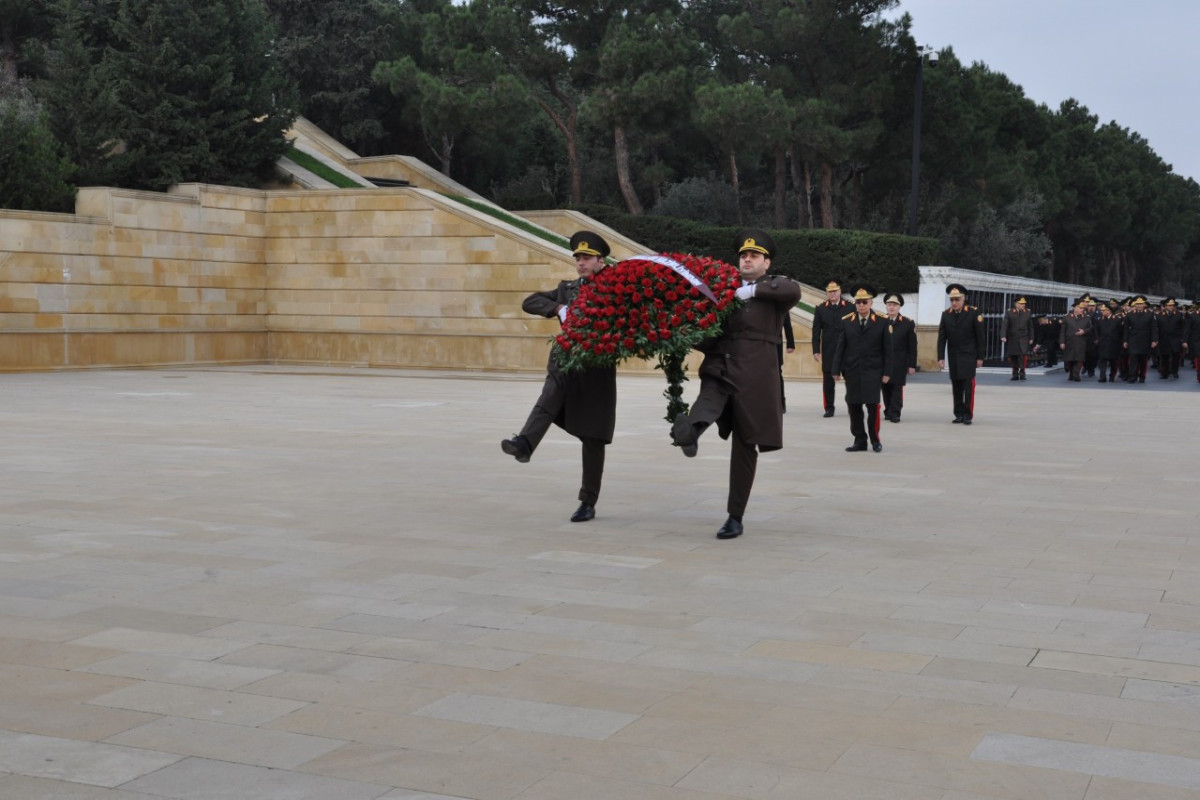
[217,643,407,680]
[77,653,279,690]
[66,628,252,660]
[0,774,162,798]
[298,742,547,800]
[0,730,182,788]
[104,716,346,769]
[120,756,391,799]
[414,692,638,740]
[86,681,308,726]
[972,732,1200,791]
[267,703,493,751]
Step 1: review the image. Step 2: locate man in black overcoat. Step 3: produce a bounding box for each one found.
[833,285,893,452]
[936,283,986,424]
[811,279,851,417]
[882,292,917,422]
[501,231,617,523]
[1122,295,1158,383]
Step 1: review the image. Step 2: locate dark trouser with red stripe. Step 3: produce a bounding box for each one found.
[881,383,903,420]
[1130,354,1149,381]
[822,371,837,411]
[847,402,881,445]
[951,378,975,420]
[1159,350,1180,377]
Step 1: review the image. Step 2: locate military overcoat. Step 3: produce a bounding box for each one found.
[832,312,894,405]
[936,304,987,379]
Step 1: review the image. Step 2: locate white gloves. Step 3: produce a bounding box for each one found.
[735,284,757,301]
[557,306,568,323]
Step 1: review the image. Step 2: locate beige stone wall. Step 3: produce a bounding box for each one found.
[2,181,822,379]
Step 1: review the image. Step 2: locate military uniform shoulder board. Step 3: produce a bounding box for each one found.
[842,311,856,321]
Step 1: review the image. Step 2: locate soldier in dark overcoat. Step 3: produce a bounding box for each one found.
[811,279,851,417]
[1000,297,1034,380]
[1183,304,1200,381]
[832,285,893,452]
[501,231,617,523]
[1059,299,1093,381]
[1094,300,1123,382]
[882,292,917,422]
[671,229,801,540]
[1156,298,1183,379]
[936,283,986,424]
[1122,295,1158,383]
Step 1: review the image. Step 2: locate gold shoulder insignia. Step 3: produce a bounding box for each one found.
[842,312,856,320]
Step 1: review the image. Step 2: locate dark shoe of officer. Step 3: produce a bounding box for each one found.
[952,416,964,423]
[1010,373,1019,381]
[1019,370,1027,380]
[671,415,697,457]
[716,516,743,539]
[501,435,532,463]
[872,441,883,452]
[823,408,835,418]
[962,417,973,425]
[1099,375,1107,383]
[570,503,595,523]
[845,439,868,452]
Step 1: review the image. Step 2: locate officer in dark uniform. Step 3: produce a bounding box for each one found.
[1094,300,1123,383]
[1184,304,1200,381]
[670,229,801,540]
[1157,298,1183,379]
[832,284,893,452]
[1122,295,1158,383]
[1059,298,1093,381]
[1000,296,1034,380]
[882,292,917,422]
[501,231,617,523]
[936,283,985,424]
[811,279,851,417]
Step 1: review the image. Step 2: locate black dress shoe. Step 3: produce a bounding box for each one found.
[872,442,883,452]
[823,408,835,418]
[716,516,743,539]
[952,416,963,423]
[671,416,697,457]
[570,503,595,523]
[1009,374,1019,381]
[501,435,532,463]
[962,418,973,425]
[845,441,868,452]
[1019,372,1027,380]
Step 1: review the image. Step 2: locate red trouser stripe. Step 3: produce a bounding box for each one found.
[967,379,976,415]
[871,404,881,439]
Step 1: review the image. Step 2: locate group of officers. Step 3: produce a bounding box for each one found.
[1001,293,1200,383]
[498,227,1192,540]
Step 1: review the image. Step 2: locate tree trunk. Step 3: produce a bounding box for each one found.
[773,146,786,229]
[729,151,741,224]
[820,162,834,229]
[614,125,644,215]
[438,134,454,176]
[788,145,804,229]
[534,92,581,205]
[804,161,815,229]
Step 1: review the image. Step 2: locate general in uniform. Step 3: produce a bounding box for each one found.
[811,279,851,417]
[936,283,986,424]
[1059,298,1093,381]
[882,292,917,422]
[1122,295,1158,383]
[832,284,893,452]
[670,229,801,539]
[501,231,617,523]
[1000,296,1034,380]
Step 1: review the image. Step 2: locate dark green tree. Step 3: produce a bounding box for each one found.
[0,85,75,211]
[101,0,296,190]
[263,0,407,156]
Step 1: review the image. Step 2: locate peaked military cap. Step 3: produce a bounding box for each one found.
[946,283,967,298]
[1014,296,1027,304]
[1165,297,1177,306]
[849,283,876,301]
[824,279,842,292]
[1131,295,1148,306]
[884,292,905,306]
[735,228,775,259]
[569,230,610,258]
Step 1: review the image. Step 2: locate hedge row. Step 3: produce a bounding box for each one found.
[571,205,940,294]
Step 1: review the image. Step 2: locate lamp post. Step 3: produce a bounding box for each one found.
[907,46,934,237]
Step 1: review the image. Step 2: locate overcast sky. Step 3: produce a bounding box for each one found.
[892,0,1200,183]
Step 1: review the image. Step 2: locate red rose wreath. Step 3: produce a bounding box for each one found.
[552,253,742,421]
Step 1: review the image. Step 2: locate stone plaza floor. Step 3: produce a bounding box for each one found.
[1,364,1200,799]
